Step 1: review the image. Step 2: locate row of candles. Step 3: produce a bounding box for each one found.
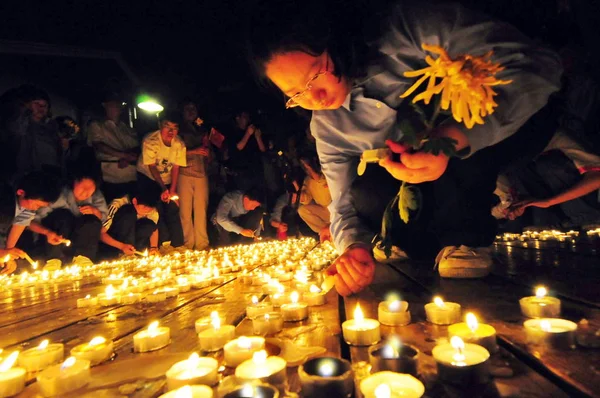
[495,228,599,243]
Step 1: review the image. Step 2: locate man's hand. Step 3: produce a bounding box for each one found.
[0,247,26,261]
[325,243,375,296]
[240,229,255,238]
[379,140,449,184]
[79,206,101,220]
[161,189,171,203]
[319,225,332,243]
[507,199,551,220]
[1,260,17,275]
[245,124,256,136]
[255,128,262,139]
[46,232,64,246]
[120,243,136,255]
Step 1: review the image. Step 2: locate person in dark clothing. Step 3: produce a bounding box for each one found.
[212,188,264,246]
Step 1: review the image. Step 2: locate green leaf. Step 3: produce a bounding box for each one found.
[398,182,419,224]
[409,102,428,124]
[378,195,399,259]
[420,137,458,157]
[399,119,420,148]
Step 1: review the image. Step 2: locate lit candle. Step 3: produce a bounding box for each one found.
[298,357,354,398]
[359,371,424,398]
[177,277,191,293]
[342,303,381,346]
[246,295,274,319]
[159,384,214,398]
[198,316,236,352]
[77,294,98,308]
[524,318,577,349]
[448,313,498,353]
[37,356,91,397]
[133,321,171,352]
[195,311,225,334]
[432,336,490,385]
[18,339,64,372]
[212,268,225,285]
[280,291,309,322]
[70,336,113,366]
[165,353,219,390]
[224,336,266,367]
[97,285,120,306]
[368,337,419,375]
[424,297,461,325]
[378,299,410,326]
[162,287,180,298]
[222,384,279,398]
[146,290,168,303]
[121,292,142,305]
[235,350,287,387]
[304,285,327,306]
[270,290,293,308]
[0,352,26,397]
[252,313,284,336]
[519,286,561,318]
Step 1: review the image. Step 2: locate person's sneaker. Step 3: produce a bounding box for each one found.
[43,258,62,271]
[72,255,94,267]
[435,245,492,279]
[373,243,409,263]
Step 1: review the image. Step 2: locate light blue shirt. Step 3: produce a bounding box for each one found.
[270,193,290,224]
[36,187,108,224]
[311,1,563,252]
[213,191,248,234]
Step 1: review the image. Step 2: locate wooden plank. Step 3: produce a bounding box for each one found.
[390,260,600,397]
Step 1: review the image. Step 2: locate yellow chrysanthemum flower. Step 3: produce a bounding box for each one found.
[400,44,512,129]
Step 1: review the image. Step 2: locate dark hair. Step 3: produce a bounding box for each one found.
[18,84,51,107]
[16,171,61,202]
[246,0,387,86]
[69,164,101,187]
[159,110,181,125]
[244,187,263,203]
[134,184,160,208]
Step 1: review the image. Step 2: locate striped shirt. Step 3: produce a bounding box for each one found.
[103,195,159,231]
[13,202,37,227]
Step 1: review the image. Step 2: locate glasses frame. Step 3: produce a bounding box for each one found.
[285,57,330,109]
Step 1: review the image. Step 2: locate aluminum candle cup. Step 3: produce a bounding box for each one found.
[252,313,284,336]
[159,385,213,398]
[280,292,308,322]
[19,340,64,372]
[368,342,419,376]
[37,357,91,397]
[520,287,561,318]
[432,337,490,385]
[195,312,226,334]
[246,297,274,320]
[224,336,266,367]
[198,317,236,352]
[425,297,461,325]
[298,357,354,398]
[378,300,411,326]
[0,352,26,397]
[133,322,171,353]
[165,353,218,390]
[146,290,167,303]
[342,304,381,346]
[223,384,279,398]
[235,351,287,388]
[524,318,577,349]
[70,337,113,366]
[304,285,327,306]
[448,313,498,354]
[360,371,425,398]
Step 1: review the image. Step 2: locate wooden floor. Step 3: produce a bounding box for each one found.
[3,234,600,397]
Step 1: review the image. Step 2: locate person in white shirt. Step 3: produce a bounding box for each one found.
[136,111,186,248]
[87,93,139,201]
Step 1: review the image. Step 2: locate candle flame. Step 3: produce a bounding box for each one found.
[105,284,115,297]
[388,300,402,312]
[309,285,322,293]
[32,261,39,270]
[466,313,479,332]
[38,339,49,350]
[89,336,106,346]
[174,385,193,398]
[85,294,91,299]
[252,350,267,365]
[374,383,392,398]
[354,303,364,322]
[187,352,200,367]
[210,311,219,320]
[540,320,552,332]
[143,249,148,257]
[211,315,221,330]
[64,239,71,247]
[213,268,220,278]
[2,255,9,263]
[239,385,254,397]
[237,336,252,349]
[0,351,19,372]
[536,286,547,299]
[264,313,270,321]
[148,321,159,336]
[319,359,336,377]
[251,295,259,304]
[291,291,299,304]
[60,356,76,371]
[434,296,445,308]
[451,336,465,352]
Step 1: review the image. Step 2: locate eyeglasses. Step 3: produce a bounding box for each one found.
[285,57,330,109]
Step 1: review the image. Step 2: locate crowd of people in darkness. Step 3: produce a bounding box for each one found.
[0,0,599,290]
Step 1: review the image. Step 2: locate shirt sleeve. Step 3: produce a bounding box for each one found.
[142,136,158,166]
[315,136,375,252]
[215,194,243,234]
[543,131,600,173]
[387,1,563,155]
[91,191,109,224]
[102,197,125,230]
[35,193,67,222]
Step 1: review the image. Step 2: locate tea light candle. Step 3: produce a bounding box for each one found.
[359,371,425,398]
[121,292,141,305]
[520,286,561,318]
[304,285,327,306]
[97,285,120,306]
[222,383,279,398]
[70,336,113,366]
[18,340,64,372]
[246,296,274,319]
[252,313,284,336]
[270,292,292,308]
[198,316,236,352]
[378,300,410,326]
[37,357,91,397]
[195,311,225,334]
[432,336,490,385]
[212,269,225,285]
[224,336,266,367]
[342,303,381,346]
[177,277,191,292]
[524,318,577,349]
[0,352,26,397]
[425,297,461,325]
[159,385,213,398]
[161,287,180,298]
[281,292,308,322]
[77,294,98,308]
[235,350,287,387]
[448,313,498,353]
[368,338,419,375]
[298,357,354,398]
[133,321,171,352]
[147,290,167,303]
[165,353,219,390]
